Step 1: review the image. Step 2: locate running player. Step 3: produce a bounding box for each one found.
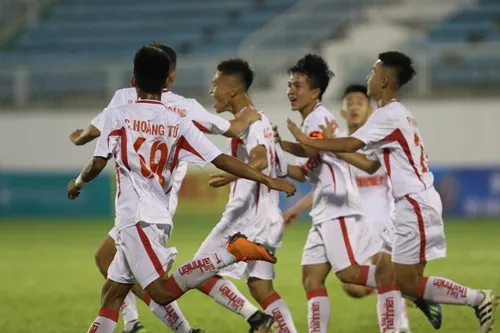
[193,58,297,333]
[275,54,382,333]
[286,51,497,333]
[69,44,262,333]
[67,45,296,333]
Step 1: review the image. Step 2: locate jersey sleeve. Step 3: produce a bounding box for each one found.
[177,119,223,168]
[351,109,398,147]
[189,99,230,135]
[90,109,107,132]
[93,110,119,159]
[245,121,267,155]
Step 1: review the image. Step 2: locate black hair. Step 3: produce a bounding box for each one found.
[378,51,416,87]
[217,58,254,92]
[288,54,334,100]
[133,46,171,93]
[148,42,177,70]
[343,84,368,99]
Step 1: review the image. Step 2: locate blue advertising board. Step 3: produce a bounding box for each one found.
[0,172,112,218]
[278,167,500,219]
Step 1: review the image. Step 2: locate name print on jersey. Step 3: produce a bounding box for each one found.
[124,119,179,138]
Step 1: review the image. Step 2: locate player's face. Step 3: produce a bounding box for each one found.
[366,60,384,98]
[209,71,234,113]
[287,73,319,111]
[342,92,371,127]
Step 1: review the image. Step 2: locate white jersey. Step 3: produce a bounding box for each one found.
[297,104,363,224]
[94,99,221,231]
[351,99,433,199]
[222,112,282,242]
[91,87,231,213]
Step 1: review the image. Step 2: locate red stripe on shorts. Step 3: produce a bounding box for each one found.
[339,217,357,266]
[136,224,166,277]
[405,195,427,262]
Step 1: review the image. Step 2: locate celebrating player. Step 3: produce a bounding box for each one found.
[67,45,296,333]
[193,58,297,333]
[286,51,497,333]
[69,44,262,333]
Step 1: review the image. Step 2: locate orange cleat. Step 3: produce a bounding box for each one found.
[226,233,277,264]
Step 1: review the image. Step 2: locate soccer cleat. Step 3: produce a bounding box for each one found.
[226,232,277,263]
[474,290,498,333]
[414,299,442,329]
[247,310,279,333]
[189,329,205,333]
[123,321,147,333]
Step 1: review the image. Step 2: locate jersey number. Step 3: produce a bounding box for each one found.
[133,137,168,186]
[413,133,429,173]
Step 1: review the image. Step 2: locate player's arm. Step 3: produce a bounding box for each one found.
[209,145,268,187]
[286,165,306,182]
[69,124,101,146]
[273,125,317,158]
[283,191,313,226]
[211,154,295,196]
[335,153,381,174]
[223,108,261,137]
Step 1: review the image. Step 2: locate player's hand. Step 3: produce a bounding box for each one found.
[67,179,82,200]
[319,117,336,139]
[266,178,296,197]
[287,118,306,143]
[239,107,261,123]
[283,208,300,227]
[208,172,235,188]
[69,129,84,145]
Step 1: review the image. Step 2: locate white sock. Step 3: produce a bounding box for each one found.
[171,250,236,293]
[121,292,139,330]
[306,289,330,333]
[377,284,403,333]
[151,301,191,332]
[87,308,118,333]
[261,292,298,333]
[400,297,411,332]
[199,276,258,320]
[416,276,482,306]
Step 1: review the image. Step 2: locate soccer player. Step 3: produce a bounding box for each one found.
[69,44,262,333]
[67,45,296,333]
[286,51,497,333]
[192,58,297,333]
[275,54,383,333]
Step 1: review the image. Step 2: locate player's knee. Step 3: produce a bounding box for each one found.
[247,278,274,304]
[335,266,358,284]
[342,283,371,298]
[394,273,418,296]
[302,274,325,292]
[95,236,116,277]
[375,264,395,286]
[144,280,176,306]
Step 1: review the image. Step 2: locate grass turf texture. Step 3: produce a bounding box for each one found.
[1,216,499,333]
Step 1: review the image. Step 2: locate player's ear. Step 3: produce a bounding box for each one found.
[168,71,176,87]
[311,87,321,101]
[130,75,136,87]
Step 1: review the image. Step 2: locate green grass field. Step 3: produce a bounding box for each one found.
[1,216,499,333]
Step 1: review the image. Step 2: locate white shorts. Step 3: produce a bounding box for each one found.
[108,226,118,241]
[194,217,280,281]
[302,216,378,272]
[392,187,447,265]
[353,217,386,264]
[107,222,178,289]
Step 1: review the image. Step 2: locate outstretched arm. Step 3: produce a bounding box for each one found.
[287,165,307,182]
[69,124,101,146]
[224,108,261,137]
[211,154,296,196]
[336,153,381,174]
[283,191,313,226]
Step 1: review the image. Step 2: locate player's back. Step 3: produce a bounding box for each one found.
[100,100,183,229]
[298,105,363,223]
[365,100,433,199]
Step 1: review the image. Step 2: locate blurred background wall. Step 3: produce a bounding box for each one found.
[1,0,499,219]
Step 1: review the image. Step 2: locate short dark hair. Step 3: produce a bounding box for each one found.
[378,51,416,87]
[288,54,334,100]
[343,84,368,99]
[148,42,177,70]
[217,58,254,92]
[133,46,171,93]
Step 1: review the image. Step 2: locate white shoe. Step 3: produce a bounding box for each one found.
[474,290,498,333]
